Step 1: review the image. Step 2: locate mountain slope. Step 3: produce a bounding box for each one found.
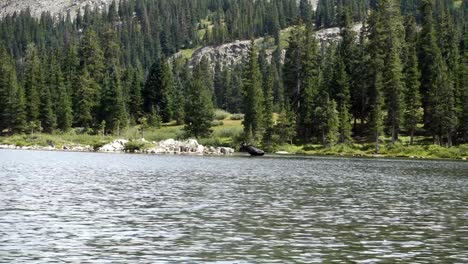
[0,0,112,18]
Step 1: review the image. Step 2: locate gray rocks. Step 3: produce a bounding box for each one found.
[98,139,128,152]
[144,139,233,156]
[0,0,113,18]
[176,24,362,72]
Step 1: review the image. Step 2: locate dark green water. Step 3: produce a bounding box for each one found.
[0,149,467,263]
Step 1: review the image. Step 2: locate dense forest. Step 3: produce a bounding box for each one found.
[0,0,467,152]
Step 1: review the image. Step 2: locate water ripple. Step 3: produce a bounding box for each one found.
[0,150,467,263]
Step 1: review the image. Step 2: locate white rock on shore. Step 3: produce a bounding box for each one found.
[99,139,128,152]
[0,138,234,156]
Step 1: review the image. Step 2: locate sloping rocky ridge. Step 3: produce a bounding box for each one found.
[1,0,318,18]
[0,0,112,18]
[177,24,362,71]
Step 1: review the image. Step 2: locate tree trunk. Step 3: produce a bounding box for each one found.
[447,132,452,148]
[375,131,380,154]
[410,128,414,145]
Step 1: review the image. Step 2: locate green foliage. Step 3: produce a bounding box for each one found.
[123,140,149,153]
[242,41,264,140]
[143,58,174,123]
[214,109,230,120]
[230,114,245,120]
[184,61,214,138]
[211,120,224,126]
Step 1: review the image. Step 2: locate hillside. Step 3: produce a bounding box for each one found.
[175,24,363,71]
[0,0,113,18]
[0,0,319,18]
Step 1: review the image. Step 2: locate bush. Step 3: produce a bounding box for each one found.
[211,120,224,126]
[214,127,242,138]
[15,140,28,147]
[124,141,148,153]
[214,109,230,120]
[230,113,244,120]
[92,141,108,151]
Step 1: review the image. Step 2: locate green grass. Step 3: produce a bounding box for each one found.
[1,120,467,160]
[179,46,201,59]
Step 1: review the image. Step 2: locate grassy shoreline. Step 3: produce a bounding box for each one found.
[1,128,467,160]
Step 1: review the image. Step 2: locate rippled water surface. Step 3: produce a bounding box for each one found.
[1,149,467,263]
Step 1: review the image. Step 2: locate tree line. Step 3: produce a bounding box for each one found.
[0,0,467,151]
[240,0,467,150]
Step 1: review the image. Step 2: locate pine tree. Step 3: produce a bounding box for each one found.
[262,67,275,148]
[40,55,57,133]
[75,67,99,129]
[419,0,458,146]
[184,62,214,138]
[49,55,73,132]
[80,28,105,85]
[403,17,422,145]
[128,67,144,123]
[242,41,264,141]
[275,103,296,145]
[332,56,352,144]
[460,26,468,142]
[100,66,128,133]
[298,26,320,141]
[315,93,339,146]
[0,47,26,133]
[367,7,386,153]
[283,25,305,113]
[419,0,439,128]
[23,44,42,124]
[143,58,174,123]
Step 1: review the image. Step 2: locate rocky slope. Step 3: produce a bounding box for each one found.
[0,0,318,18]
[0,0,112,18]
[176,24,362,71]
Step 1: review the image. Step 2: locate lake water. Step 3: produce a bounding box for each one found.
[0,149,467,263]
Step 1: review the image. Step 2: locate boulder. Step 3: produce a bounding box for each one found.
[99,139,128,152]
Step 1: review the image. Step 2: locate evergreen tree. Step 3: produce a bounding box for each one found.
[75,67,99,129]
[283,25,305,113]
[419,0,458,146]
[184,62,214,138]
[0,47,26,133]
[100,66,128,133]
[460,26,468,142]
[143,58,174,123]
[403,17,422,145]
[242,41,264,141]
[23,44,42,124]
[262,67,275,148]
[80,28,105,85]
[367,7,386,153]
[315,93,339,146]
[298,26,320,141]
[49,55,73,132]
[275,103,296,145]
[332,57,352,144]
[128,66,144,123]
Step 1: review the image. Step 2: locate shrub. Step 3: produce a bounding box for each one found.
[124,141,148,153]
[214,109,230,120]
[92,141,108,151]
[230,113,244,120]
[211,120,224,126]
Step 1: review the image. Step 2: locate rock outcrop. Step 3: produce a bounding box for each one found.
[176,24,362,71]
[98,139,129,152]
[0,0,112,18]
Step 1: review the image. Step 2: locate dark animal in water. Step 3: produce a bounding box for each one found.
[240,143,265,156]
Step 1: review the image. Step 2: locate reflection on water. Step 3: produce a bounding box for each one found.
[0,150,467,263]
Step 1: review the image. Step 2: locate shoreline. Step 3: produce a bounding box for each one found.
[1,143,466,161]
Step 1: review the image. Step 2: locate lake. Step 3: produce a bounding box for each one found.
[0,149,467,263]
